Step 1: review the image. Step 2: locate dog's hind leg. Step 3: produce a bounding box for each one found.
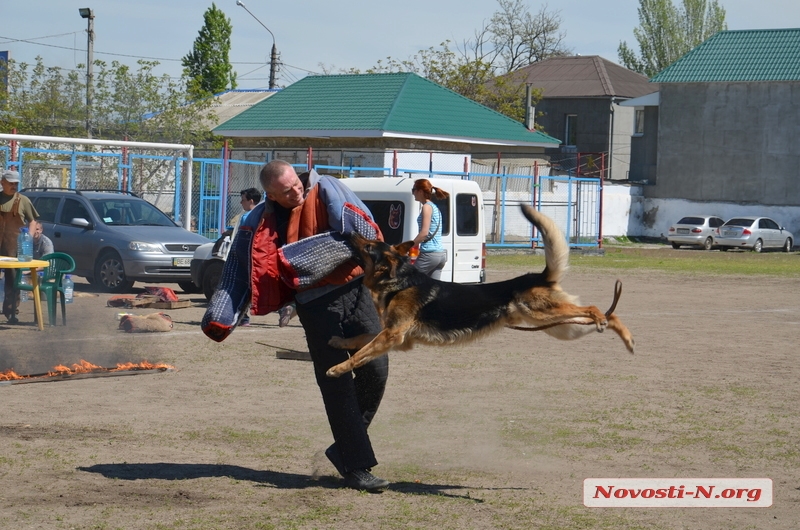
[326,325,411,378]
[521,302,609,332]
[605,314,635,353]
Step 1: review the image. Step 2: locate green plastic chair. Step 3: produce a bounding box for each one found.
[16,252,76,326]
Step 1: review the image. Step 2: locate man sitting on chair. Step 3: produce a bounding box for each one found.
[32,220,54,260]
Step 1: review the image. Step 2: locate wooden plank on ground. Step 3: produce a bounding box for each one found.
[150,300,192,309]
[275,350,312,361]
[124,297,192,309]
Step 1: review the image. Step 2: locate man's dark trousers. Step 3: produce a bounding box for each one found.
[295,278,389,472]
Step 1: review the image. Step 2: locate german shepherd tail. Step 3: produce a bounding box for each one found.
[521,205,569,285]
[517,204,633,348]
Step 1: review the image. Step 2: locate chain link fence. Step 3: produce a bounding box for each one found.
[3,140,602,248]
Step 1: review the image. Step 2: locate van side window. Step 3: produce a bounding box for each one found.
[431,198,451,236]
[33,197,61,222]
[455,194,479,236]
[362,200,405,245]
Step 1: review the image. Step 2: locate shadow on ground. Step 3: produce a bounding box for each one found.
[78,463,503,500]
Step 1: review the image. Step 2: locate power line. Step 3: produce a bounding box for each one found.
[0,33,314,71]
[1,33,322,85]
[0,31,82,43]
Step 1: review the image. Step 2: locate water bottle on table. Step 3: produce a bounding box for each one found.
[17,227,33,262]
[64,274,74,304]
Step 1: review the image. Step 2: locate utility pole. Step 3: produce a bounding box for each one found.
[79,8,95,138]
[236,1,279,89]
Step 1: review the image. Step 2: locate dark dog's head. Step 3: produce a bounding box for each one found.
[349,232,415,288]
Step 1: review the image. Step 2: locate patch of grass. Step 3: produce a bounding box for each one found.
[488,248,800,276]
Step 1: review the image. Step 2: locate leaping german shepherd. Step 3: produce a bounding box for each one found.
[326,205,635,378]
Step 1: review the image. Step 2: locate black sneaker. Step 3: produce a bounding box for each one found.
[324,444,347,477]
[343,469,389,492]
[7,316,19,325]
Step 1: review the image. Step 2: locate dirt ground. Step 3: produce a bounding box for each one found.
[1,251,799,529]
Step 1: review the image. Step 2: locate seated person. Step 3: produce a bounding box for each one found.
[32,220,54,259]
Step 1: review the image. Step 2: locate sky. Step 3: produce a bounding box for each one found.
[2,0,800,90]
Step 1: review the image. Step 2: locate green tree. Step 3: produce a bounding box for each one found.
[182,3,237,97]
[93,59,216,145]
[618,0,727,77]
[0,56,216,145]
[0,57,85,136]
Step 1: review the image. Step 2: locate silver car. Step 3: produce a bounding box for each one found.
[667,215,725,250]
[23,189,212,292]
[715,216,794,253]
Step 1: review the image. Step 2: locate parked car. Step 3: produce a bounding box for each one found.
[715,216,794,252]
[22,188,212,292]
[667,215,725,250]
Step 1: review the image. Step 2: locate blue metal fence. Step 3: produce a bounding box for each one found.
[4,148,601,249]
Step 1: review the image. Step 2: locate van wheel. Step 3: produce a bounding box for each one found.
[95,250,134,293]
[202,260,224,301]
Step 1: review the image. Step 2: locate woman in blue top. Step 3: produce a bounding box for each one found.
[411,179,450,280]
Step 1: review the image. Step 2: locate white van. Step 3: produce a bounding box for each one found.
[192,176,486,299]
[340,176,486,284]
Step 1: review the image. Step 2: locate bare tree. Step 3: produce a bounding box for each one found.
[344,0,568,122]
[462,0,570,74]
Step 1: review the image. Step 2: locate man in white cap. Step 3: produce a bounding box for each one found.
[1,170,39,324]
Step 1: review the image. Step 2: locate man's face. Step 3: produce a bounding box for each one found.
[265,167,305,209]
[1,178,18,195]
[32,223,43,241]
[240,194,255,212]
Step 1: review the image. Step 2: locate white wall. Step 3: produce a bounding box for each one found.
[629,197,800,239]
[601,182,639,236]
[597,182,800,238]
[385,151,470,175]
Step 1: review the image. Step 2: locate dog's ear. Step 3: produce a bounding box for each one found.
[393,240,415,256]
[349,231,368,245]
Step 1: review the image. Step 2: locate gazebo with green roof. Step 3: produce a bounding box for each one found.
[214,72,559,151]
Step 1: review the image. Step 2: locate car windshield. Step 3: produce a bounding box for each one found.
[677,217,704,225]
[91,198,176,227]
[724,218,755,227]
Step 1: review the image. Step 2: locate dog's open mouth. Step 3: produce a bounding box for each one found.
[1,360,175,386]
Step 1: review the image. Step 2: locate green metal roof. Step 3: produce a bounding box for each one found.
[650,29,800,83]
[214,73,559,147]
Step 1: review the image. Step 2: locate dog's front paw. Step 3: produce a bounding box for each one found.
[326,362,348,378]
[328,336,349,349]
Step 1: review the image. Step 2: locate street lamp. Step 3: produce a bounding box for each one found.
[236,0,278,89]
[79,8,94,138]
